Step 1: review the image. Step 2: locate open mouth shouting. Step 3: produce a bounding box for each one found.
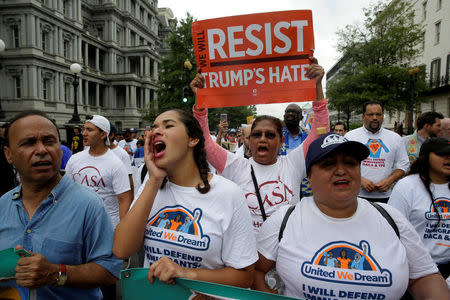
[256,145,269,154]
[333,179,350,187]
[153,140,166,159]
[32,160,52,170]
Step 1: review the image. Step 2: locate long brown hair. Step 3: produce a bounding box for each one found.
[409,154,450,226]
[160,109,210,194]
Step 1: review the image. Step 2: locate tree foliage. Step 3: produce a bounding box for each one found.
[140,14,256,130]
[327,0,428,126]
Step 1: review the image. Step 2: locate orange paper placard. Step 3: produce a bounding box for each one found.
[192,10,315,108]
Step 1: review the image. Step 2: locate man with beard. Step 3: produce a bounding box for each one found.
[402,111,444,164]
[280,104,308,155]
[345,100,409,203]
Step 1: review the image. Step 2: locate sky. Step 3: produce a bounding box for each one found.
[157,0,376,119]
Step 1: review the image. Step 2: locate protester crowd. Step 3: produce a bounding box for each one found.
[0,57,449,300]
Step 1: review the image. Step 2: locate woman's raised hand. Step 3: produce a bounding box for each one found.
[144,129,168,185]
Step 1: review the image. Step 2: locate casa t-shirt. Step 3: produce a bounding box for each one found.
[137,174,258,270]
[345,127,409,198]
[221,147,306,232]
[388,174,450,264]
[257,197,437,299]
[65,149,130,228]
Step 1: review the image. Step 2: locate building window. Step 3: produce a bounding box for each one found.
[41,31,48,51]
[42,78,50,99]
[64,82,71,102]
[63,40,70,58]
[422,1,427,20]
[434,21,441,44]
[430,58,441,88]
[130,31,136,46]
[14,76,21,98]
[446,54,450,85]
[140,7,145,22]
[63,0,70,17]
[12,25,19,48]
[96,26,103,39]
[437,0,441,10]
[421,31,425,51]
[130,0,136,16]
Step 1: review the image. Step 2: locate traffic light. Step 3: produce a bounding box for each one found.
[182,85,189,103]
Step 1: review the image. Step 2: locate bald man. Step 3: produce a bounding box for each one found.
[280,104,308,155]
[439,118,450,140]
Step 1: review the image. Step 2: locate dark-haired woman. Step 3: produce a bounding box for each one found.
[113,109,257,287]
[191,57,328,232]
[388,137,450,278]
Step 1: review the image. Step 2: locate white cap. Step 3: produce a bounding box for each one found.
[86,115,110,145]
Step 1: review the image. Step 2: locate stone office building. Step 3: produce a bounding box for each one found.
[0,0,174,142]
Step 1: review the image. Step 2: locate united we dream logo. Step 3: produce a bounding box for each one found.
[146,205,210,251]
[301,240,393,287]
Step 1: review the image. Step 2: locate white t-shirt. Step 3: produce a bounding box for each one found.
[65,149,131,228]
[118,139,138,158]
[235,145,244,157]
[111,146,132,175]
[137,175,258,270]
[257,197,438,299]
[345,127,409,198]
[220,145,306,232]
[388,174,450,264]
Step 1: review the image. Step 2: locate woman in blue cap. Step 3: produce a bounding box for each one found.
[255,132,448,299]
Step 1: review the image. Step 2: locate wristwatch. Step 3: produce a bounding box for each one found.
[55,264,67,286]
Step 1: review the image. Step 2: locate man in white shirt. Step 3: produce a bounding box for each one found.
[345,101,409,203]
[108,123,134,196]
[117,128,138,159]
[65,115,133,228]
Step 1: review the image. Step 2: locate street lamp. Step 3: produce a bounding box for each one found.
[0,39,6,119]
[183,59,192,108]
[69,63,82,123]
[408,67,420,135]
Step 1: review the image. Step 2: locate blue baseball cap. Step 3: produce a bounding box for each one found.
[306,132,369,173]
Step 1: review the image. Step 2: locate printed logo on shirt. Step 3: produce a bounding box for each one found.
[245,179,293,218]
[365,139,389,159]
[145,206,210,251]
[425,197,450,220]
[301,240,393,287]
[71,166,106,192]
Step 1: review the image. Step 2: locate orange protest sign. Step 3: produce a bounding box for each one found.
[192,10,315,108]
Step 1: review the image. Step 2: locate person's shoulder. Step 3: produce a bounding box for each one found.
[105,149,127,166]
[210,174,241,191]
[345,127,363,138]
[112,146,128,157]
[398,174,419,184]
[68,149,87,160]
[380,127,402,140]
[62,176,104,206]
[0,187,19,203]
[402,134,412,142]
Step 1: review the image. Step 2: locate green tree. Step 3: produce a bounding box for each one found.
[327,0,427,128]
[140,14,256,130]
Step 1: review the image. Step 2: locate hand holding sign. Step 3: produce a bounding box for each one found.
[192,10,323,108]
[148,256,193,285]
[14,246,59,289]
